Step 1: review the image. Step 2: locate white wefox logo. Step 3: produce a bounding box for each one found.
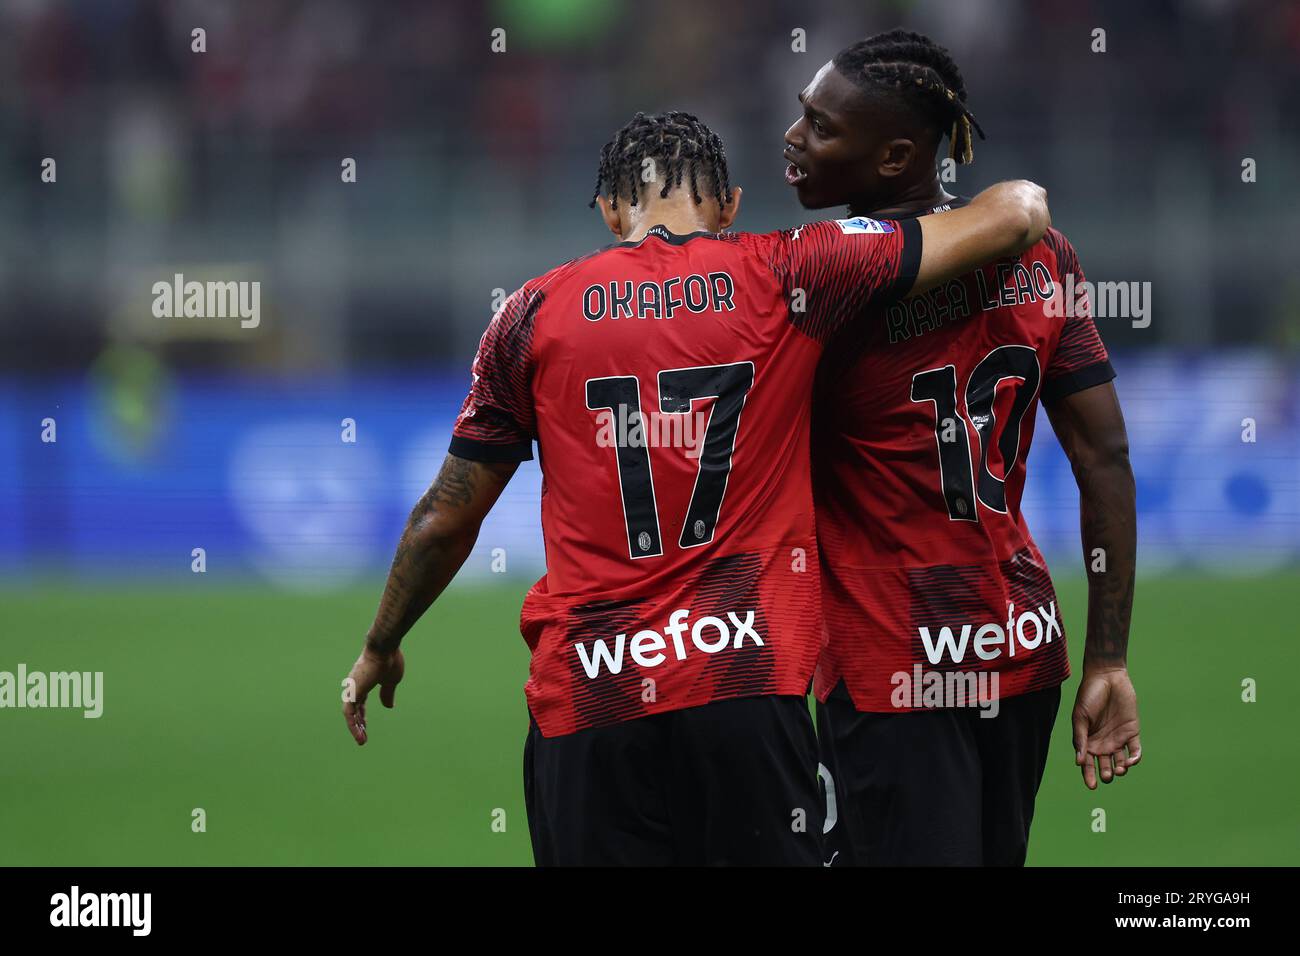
[917,601,1061,665]
[575,608,763,678]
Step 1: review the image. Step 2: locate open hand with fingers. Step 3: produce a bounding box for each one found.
[1071,667,1141,789]
[342,645,405,746]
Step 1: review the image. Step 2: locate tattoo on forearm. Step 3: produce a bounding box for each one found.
[365,456,511,654]
[1078,458,1136,666]
[424,455,479,510]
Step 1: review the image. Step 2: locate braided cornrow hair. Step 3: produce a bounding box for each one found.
[833,29,986,165]
[589,110,732,210]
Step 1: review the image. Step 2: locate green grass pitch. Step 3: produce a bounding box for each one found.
[1,573,1296,865]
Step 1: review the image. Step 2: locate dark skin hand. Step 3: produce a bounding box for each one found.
[1047,382,1141,789]
[342,454,518,745]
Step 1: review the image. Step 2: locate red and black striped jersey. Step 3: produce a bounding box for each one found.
[452,217,921,736]
[812,201,1113,712]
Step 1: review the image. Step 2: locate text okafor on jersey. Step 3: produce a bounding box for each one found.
[451,218,921,736]
[812,205,1113,712]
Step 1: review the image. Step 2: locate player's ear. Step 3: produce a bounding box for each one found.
[878,138,915,179]
[596,195,624,239]
[718,185,742,231]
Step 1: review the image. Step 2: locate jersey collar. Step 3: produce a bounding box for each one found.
[854,194,971,222]
[613,224,721,248]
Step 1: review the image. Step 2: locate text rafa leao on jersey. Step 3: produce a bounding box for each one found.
[885,259,1057,345]
[581,271,736,322]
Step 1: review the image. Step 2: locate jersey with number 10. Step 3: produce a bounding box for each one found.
[813,203,1114,712]
[451,218,921,736]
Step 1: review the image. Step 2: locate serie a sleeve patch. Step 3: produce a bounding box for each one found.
[835,216,895,235]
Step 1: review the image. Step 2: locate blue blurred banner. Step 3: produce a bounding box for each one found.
[2,351,1296,587]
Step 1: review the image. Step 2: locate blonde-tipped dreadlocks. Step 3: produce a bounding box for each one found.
[833,29,986,165]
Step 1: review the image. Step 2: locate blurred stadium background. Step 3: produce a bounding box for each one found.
[1,0,1297,865]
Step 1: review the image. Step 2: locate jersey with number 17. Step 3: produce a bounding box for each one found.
[450,218,922,737]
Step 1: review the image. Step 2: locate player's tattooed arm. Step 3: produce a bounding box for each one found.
[365,454,518,655]
[1048,381,1141,788]
[1047,382,1135,667]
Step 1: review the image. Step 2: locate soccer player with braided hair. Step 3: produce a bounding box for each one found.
[783,30,1142,865]
[589,110,736,213]
[341,107,1051,865]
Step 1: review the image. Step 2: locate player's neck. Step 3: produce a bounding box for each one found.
[848,177,954,222]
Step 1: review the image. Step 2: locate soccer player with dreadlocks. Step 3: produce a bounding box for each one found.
[341,109,1051,865]
[782,29,1142,865]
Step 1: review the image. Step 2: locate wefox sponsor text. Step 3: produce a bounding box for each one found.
[575,608,763,678]
[917,601,1061,666]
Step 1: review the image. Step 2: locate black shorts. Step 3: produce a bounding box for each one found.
[815,680,1060,866]
[524,694,824,866]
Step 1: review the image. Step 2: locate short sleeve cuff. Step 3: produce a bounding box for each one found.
[449,434,534,462]
[1041,360,1116,405]
[896,216,923,294]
